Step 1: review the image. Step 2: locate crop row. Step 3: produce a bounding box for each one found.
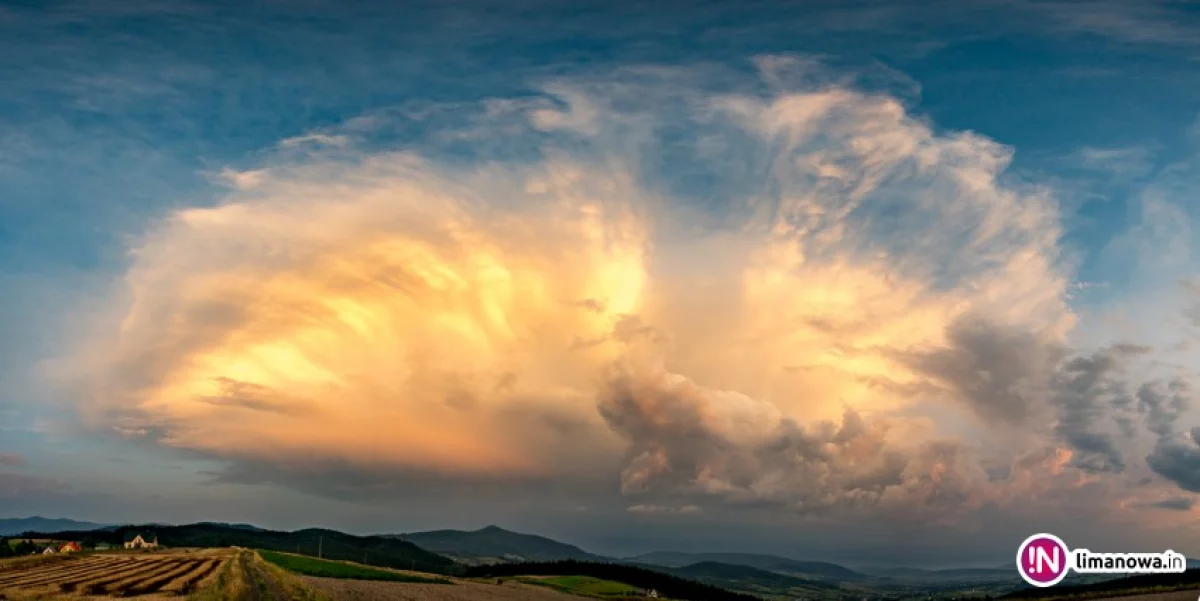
[0,554,225,597]
[0,557,134,588]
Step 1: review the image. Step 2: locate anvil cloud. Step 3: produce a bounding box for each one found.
[60,60,1199,535]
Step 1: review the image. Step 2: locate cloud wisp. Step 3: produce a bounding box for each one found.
[62,58,1198,524]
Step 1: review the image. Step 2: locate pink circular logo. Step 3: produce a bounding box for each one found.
[1016,533,1071,587]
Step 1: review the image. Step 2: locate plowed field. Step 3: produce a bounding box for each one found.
[0,549,229,599]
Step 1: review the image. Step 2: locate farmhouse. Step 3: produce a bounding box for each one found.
[123,532,159,549]
[59,541,82,553]
[41,546,56,555]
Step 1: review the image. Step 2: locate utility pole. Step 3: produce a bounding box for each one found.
[318,536,323,559]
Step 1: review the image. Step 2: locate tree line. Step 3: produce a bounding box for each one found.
[462,560,761,601]
[0,537,108,557]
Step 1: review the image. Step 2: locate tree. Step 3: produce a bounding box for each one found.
[14,539,36,555]
[0,538,12,558]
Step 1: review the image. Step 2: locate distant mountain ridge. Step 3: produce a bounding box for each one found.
[193,522,265,531]
[0,517,112,536]
[392,525,605,564]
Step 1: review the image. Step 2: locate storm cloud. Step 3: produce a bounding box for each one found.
[1147,427,1200,493]
[53,57,1200,534]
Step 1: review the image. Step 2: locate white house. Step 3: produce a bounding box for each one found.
[123,533,159,550]
[42,546,57,555]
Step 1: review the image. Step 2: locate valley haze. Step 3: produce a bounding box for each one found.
[3,0,1200,576]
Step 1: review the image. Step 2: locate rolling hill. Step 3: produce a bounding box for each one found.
[463,559,761,601]
[392,525,606,564]
[0,516,111,536]
[663,561,847,597]
[19,522,459,574]
[630,551,865,581]
[1000,568,1200,599]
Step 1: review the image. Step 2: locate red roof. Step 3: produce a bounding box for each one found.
[60,542,82,552]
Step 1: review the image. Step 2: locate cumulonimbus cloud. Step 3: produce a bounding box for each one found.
[64,57,1197,520]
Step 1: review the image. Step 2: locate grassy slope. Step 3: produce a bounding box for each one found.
[189,549,328,601]
[520,575,640,597]
[259,549,451,584]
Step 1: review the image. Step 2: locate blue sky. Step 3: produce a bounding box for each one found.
[4,0,1200,566]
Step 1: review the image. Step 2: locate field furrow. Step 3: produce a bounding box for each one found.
[0,556,102,582]
[0,549,234,599]
[170,558,222,594]
[79,559,186,595]
[121,559,205,596]
[0,558,129,588]
[6,558,133,584]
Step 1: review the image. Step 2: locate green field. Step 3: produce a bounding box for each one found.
[258,549,451,584]
[520,575,641,597]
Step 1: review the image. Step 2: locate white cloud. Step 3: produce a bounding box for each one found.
[218,167,268,190]
[278,133,351,149]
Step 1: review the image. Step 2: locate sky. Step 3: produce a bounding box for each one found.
[3,0,1200,569]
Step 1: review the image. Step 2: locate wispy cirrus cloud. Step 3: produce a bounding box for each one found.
[1024,0,1200,49]
[1074,146,1156,180]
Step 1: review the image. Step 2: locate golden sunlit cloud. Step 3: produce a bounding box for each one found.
[66,59,1183,520]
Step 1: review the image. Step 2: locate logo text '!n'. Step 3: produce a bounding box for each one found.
[1031,547,1059,574]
